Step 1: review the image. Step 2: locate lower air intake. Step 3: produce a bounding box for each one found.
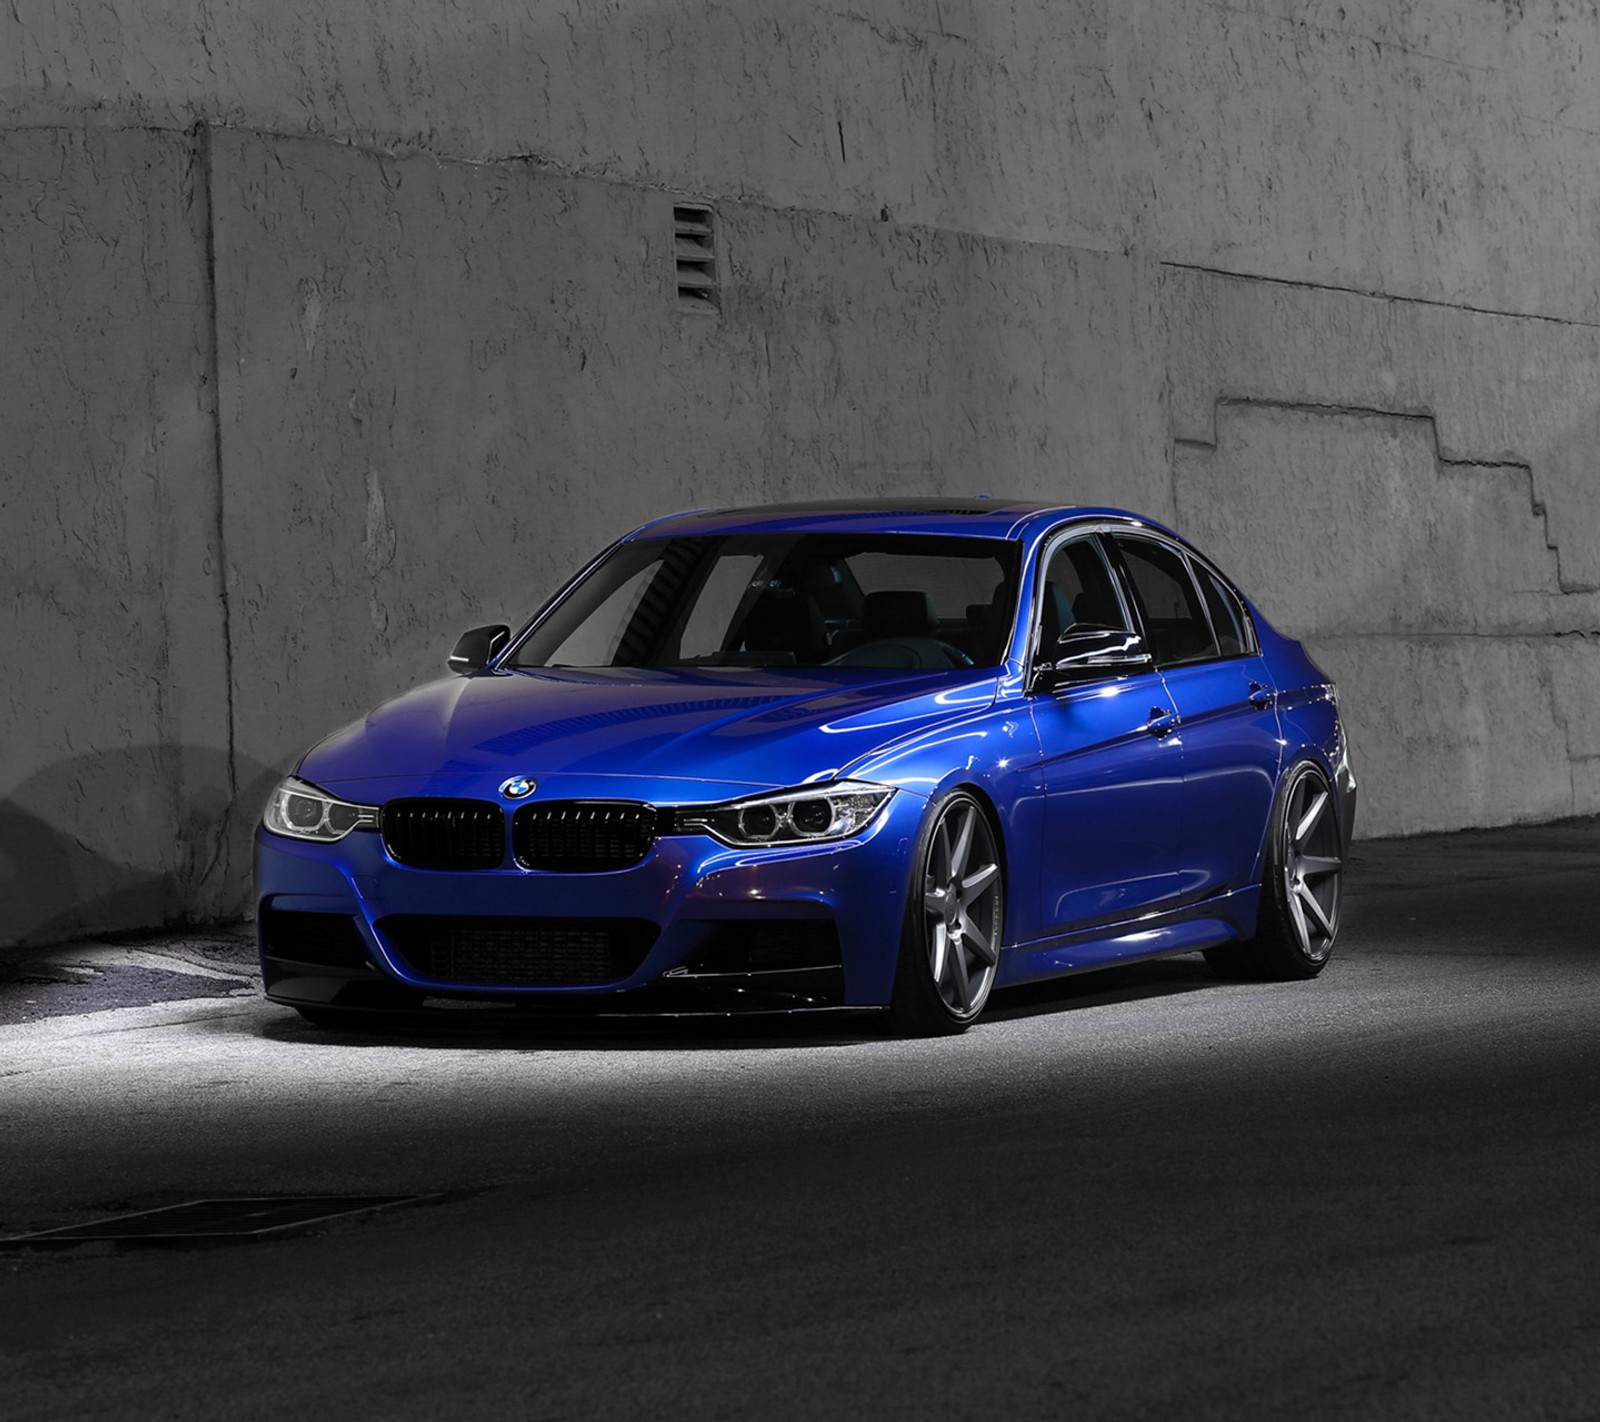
[259,908,370,969]
[380,916,659,987]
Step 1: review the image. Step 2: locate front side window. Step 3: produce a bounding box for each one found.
[1034,535,1132,655]
[510,533,1021,671]
[1111,536,1219,667]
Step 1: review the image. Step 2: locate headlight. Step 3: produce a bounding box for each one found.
[677,781,895,848]
[263,776,380,843]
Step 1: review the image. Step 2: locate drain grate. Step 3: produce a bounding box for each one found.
[1,1194,441,1248]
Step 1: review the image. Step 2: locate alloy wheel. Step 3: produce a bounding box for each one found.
[919,796,1004,1019]
[1280,765,1342,963]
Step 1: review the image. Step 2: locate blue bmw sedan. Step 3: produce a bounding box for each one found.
[256,500,1356,1034]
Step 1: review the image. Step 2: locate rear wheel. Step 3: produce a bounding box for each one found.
[890,790,1004,1035]
[1205,760,1343,981]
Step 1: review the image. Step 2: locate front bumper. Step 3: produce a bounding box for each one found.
[254,789,925,1014]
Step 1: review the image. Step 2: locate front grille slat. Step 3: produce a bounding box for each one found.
[381,798,661,873]
[383,799,505,870]
[513,801,659,871]
[380,916,658,987]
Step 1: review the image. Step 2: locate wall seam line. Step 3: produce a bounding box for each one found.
[1160,260,1600,331]
[197,119,239,897]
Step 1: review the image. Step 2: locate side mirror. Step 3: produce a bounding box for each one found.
[448,624,511,676]
[1032,624,1153,690]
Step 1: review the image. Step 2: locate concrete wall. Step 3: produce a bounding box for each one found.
[4,1,1599,944]
[1,126,235,944]
[1167,267,1600,833]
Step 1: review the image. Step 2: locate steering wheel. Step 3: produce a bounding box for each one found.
[826,638,975,669]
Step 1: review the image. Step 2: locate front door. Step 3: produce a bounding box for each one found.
[1028,534,1185,941]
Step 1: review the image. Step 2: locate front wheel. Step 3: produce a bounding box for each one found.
[889,790,1005,1035]
[1206,760,1343,981]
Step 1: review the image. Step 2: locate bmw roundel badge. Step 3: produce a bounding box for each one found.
[499,776,537,800]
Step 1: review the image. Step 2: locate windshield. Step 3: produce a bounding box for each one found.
[510,533,1021,671]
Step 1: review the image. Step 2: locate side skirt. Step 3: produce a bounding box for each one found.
[996,885,1261,988]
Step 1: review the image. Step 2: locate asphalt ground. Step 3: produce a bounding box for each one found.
[0,930,259,1025]
[1,819,1597,1420]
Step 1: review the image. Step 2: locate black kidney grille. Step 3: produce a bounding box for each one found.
[379,916,658,987]
[513,802,661,871]
[383,799,505,870]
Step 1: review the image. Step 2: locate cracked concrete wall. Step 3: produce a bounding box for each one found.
[4,2,1600,943]
[210,127,1162,808]
[0,127,234,946]
[1168,266,1600,834]
[9,2,1600,317]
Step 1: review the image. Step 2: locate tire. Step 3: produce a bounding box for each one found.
[889,790,1005,1035]
[1205,759,1343,981]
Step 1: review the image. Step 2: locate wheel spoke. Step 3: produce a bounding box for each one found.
[961,862,999,897]
[1286,881,1311,950]
[948,806,975,881]
[960,913,998,966]
[929,920,949,985]
[948,935,972,1009]
[923,882,948,917]
[1296,880,1335,938]
[1299,854,1342,878]
[1295,789,1330,844]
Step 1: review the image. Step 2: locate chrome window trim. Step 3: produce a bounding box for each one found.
[1103,529,1261,667]
[1025,520,1144,675]
[1183,550,1261,661]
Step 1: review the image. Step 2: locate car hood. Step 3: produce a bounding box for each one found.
[298,665,1000,800]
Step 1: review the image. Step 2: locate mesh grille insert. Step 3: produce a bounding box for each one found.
[513,801,661,871]
[381,916,659,987]
[383,799,505,870]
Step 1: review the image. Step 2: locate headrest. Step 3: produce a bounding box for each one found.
[863,589,936,640]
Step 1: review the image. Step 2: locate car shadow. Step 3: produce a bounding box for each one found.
[1,744,277,952]
[231,955,1223,1051]
[983,954,1219,1023]
[244,1002,892,1053]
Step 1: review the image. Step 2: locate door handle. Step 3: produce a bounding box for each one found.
[1248,682,1276,709]
[1145,708,1178,738]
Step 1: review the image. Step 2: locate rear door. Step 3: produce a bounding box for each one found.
[1106,534,1282,905]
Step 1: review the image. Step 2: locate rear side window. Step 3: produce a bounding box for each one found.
[1112,536,1218,667]
[1193,563,1253,657]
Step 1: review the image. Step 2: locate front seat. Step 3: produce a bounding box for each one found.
[861,589,937,641]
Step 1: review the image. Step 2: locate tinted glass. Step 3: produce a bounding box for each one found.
[1113,537,1219,666]
[1194,563,1252,657]
[1037,536,1130,650]
[511,533,1021,670]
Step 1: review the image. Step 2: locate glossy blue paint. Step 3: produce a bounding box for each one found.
[299,665,1006,797]
[256,501,1355,1025]
[1162,655,1285,902]
[1026,670,1185,938]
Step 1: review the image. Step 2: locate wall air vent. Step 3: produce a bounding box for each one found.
[673,204,718,314]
